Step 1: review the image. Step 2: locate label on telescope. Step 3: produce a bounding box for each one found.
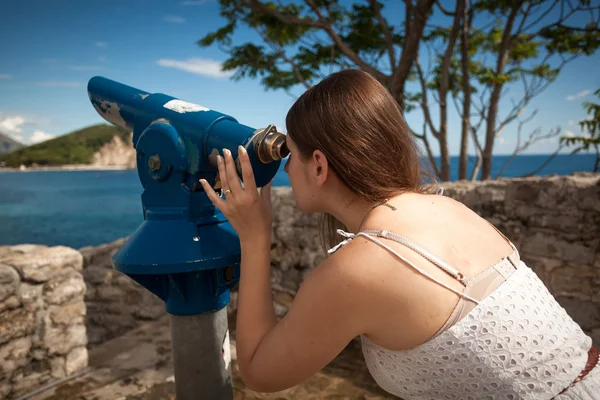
[163,99,210,113]
[222,330,231,371]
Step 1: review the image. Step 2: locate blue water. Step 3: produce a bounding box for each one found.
[0,153,596,249]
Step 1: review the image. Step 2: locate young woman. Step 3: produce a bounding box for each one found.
[199,69,599,399]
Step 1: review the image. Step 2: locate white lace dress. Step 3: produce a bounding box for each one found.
[329,228,599,399]
[361,263,599,399]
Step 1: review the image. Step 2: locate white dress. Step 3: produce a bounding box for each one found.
[329,229,599,400]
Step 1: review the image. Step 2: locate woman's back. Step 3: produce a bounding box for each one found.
[330,191,597,399]
[337,191,515,350]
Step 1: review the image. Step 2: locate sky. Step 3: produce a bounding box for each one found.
[0,0,598,156]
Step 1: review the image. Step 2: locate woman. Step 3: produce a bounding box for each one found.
[199,69,599,399]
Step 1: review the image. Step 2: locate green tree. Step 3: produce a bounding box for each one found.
[561,88,600,172]
[200,0,600,180]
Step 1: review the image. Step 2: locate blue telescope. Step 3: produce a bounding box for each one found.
[87,76,288,399]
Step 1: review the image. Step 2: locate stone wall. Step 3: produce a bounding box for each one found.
[267,173,600,344]
[2,174,595,399]
[80,239,165,347]
[77,173,600,347]
[0,245,88,400]
[441,173,600,344]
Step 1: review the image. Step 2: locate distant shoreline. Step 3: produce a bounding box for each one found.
[0,165,135,173]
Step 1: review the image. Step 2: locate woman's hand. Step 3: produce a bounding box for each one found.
[199,146,273,243]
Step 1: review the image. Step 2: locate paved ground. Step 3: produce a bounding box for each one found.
[30,314,395,400]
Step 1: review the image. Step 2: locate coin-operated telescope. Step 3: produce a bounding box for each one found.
[87,76,288,400]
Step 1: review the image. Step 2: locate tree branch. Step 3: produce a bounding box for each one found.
[368,0,396,70]
[435,0,454,16]
[415,59,440,138]
[390,0,436,105]
[256,28,312,90]
[412,124,441,178]
[241,0,388,81]
[305,0,388,80]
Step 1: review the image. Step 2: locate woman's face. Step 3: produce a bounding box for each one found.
[283,135,313,212]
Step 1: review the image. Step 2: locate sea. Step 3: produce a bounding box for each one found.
[0,153,596,249]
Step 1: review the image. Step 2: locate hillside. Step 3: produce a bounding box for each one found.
[0,124,132,168]
[0,132,23,156]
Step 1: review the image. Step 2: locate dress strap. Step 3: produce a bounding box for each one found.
[361,229,467,285]
[327,229,479,304]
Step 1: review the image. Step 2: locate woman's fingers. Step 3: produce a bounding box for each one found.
[260,179,273,209]
[216,154,230,196]
[238,146,257,193]
[199,179,227,211]
[223,149,243,195]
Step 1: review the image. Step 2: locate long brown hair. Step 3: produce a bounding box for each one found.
[285,69,433,254]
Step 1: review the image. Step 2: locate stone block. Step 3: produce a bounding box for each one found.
[1,246,83,283]
[96,284,126,301]
[44,273,86,305]
[0,336,32,377]
[0,263,20,302]
[65,346,88,376]
[10,369,52,397]
[44,323,87,356]
[18,282,42,305]
[0,295,21,313]
[555,297,600,333]
[49,301,86,326]
[551,266,599,301]
[0,379,9,399]
[50,356,66,379]
[522,232,597,264]
[83,265,110,285]
[0,308,36,345]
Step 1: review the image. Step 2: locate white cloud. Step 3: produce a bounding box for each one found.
[0,116,26,142]
[564,130,575,138]
[95,41,108,47]
[566,89,592,101]
[0,116,25,135]
[69,65,103,71]
[157,58,234,79]
[164,15,186,23]
[181,0,210,4]
[0,74,12,79]
[30,130,54,144]
[36,81,84,87]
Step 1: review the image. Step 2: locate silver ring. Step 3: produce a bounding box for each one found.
[223,189,232,196]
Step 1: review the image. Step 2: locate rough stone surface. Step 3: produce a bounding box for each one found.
[0,246,83,283]
[81,173,600,350]
[91,133,136,169]
[1,174,598,399]
[0,245,88,399]
[65,347,88,376]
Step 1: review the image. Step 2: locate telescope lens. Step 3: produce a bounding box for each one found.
[277,139,290,159]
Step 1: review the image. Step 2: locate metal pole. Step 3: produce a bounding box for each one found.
[170,307,233,400]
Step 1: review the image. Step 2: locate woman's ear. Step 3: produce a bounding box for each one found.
[311,149,329,186]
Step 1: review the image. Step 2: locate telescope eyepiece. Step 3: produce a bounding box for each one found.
[253,125,289,164]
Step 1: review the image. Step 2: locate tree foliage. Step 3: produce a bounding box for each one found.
[560,88,600,172]
[200,0,600,180]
